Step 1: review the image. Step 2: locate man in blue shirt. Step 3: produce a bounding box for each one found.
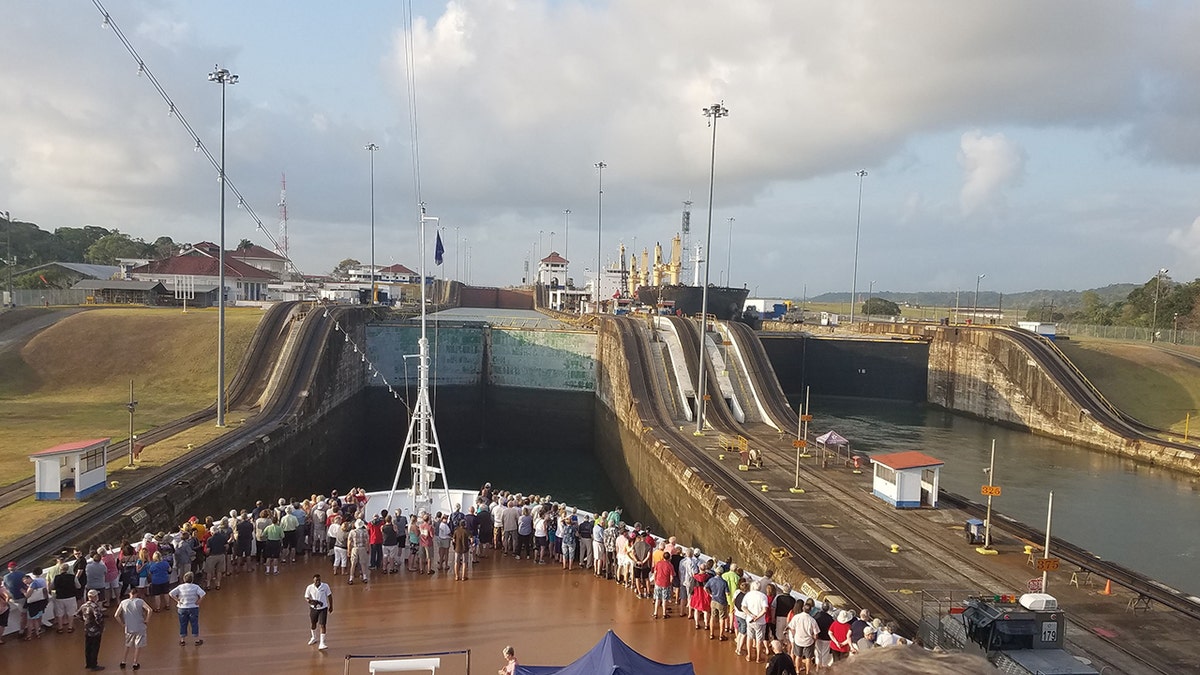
[3,561,28,639]
[705,563,730,642]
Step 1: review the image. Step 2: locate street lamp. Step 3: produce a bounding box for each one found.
[849,169,867,324]
[867,280,875,322]
[726,216,735,287]
[208,63,238,428]
[549,231,556,254]
[1151,268,1168,342]
[1174,312,1180,344]
[696,101,729,436]
[2,210,12,308]
[974,273,986,324]
[594,162,606,313]
[365,143,379,305]
[563,209,571,268]
[126,380,138,467]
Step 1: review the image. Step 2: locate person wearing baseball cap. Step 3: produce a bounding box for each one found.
[3,561,28,640]
[78,589,107,670]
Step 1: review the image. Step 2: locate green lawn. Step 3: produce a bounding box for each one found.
[0,307,263,483]
[1058,339,1200,433]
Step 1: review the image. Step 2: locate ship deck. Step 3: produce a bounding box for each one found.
[3,552,753,674]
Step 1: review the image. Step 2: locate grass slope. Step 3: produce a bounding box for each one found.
[1057,339,1200,433]
[0,307,263,482]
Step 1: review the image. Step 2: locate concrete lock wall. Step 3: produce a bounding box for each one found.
[928,326,1200,476]
[593,319,844,605]
[367,324,596,392]
[488,328,596,391]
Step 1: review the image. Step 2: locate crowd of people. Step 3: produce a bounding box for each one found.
[2,481,935,673]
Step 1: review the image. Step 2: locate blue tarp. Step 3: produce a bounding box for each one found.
[513,630,695,675]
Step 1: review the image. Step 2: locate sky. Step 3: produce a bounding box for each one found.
[3,1,1200,299]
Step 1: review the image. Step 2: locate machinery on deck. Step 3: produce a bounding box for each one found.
[920,591,1098,675]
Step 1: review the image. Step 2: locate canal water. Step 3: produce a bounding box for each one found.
[801,395,1200,596]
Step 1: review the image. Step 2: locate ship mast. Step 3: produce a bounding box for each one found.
[385,206,451,516]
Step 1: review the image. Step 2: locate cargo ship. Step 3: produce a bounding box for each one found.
[628,234,748,320]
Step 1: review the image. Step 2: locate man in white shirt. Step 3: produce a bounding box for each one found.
[787,600,820,674]
[741,585,770,663]
[304,574,333,650]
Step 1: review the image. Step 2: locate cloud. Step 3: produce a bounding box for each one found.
[958,130,1025,217]
[1167,216,1200,259]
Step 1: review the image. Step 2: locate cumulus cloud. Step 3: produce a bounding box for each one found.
[2,1,1200,291]
[958,130,1025,217]
[1167,216,1200,258]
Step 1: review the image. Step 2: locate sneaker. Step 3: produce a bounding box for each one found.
[195,639,204,646]
[318,642,328,651]
[308,637,318,645]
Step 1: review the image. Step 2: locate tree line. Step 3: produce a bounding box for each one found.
[0,218,259,289]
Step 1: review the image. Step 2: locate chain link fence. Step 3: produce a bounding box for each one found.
[1059,322,1199,347]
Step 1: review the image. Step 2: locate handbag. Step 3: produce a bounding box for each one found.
[26,585,47,603]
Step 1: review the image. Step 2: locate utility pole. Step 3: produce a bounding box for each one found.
[2,210,12,307]
[126,380,138,467]
[695,102,729,435]
[208,64,238,427]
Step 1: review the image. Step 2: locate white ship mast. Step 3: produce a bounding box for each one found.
[385,206,451,516]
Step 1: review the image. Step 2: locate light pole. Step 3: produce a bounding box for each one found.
[2,210,12,307]
[849,169,867,324]
[563,209,571,267]
[696,101,729,436]
[550,231,556,254]
[454,226,460,282]
[208,64,237,428]
[726,216,735,287]
[538,229,544,264]
[365,143,379,305]
[1151,268,1168,342]
[126,380,138,467]
[594,162,606,313]
[867,280,875,322]
[974,273,986,324]
[1174,312,1180,344]
[981,439,997,551]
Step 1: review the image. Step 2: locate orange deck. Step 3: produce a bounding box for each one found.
[2,553,760,674]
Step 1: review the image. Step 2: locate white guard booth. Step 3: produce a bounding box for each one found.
[30,438,111,500]
[869,450,944,509]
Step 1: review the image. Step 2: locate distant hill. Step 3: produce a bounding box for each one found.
[810,284,1139,311]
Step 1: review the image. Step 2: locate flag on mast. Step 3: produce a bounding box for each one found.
[434,231,445,266]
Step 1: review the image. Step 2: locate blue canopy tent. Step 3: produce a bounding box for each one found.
[514,630,695,675]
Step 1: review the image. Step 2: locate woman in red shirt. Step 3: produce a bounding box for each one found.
[829,610,854,661]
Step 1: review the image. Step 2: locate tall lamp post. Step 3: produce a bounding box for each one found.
[867,280,875,322]
[594,162,606,313]
[695,101,729,436]
[208,64,238,428]
[849,169,867,324]
[726,216,735,287]
[126,380,138,467]
[974,273,986,324]
[1151,267,1168,342]
[365,143,379,304]
[563,209,571,266]
[2,210,12,308]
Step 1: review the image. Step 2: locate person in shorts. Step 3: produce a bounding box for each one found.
[304,574,332,650]
[651,550,675,619]
[115,587,151,670]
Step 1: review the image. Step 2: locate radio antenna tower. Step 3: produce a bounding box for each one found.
[680,199,693,280]
[276,173,290,275]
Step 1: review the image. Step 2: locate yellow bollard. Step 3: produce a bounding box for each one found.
[789,487,805,494]
[718,453,725,460]
[890,544,900,554]
[760,484,769,492]
[1023,545,1033,556]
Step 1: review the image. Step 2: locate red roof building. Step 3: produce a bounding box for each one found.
[869,451,944,509]
[131,245,277,302]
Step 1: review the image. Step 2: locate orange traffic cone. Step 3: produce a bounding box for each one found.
[1100,579,1112,595]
